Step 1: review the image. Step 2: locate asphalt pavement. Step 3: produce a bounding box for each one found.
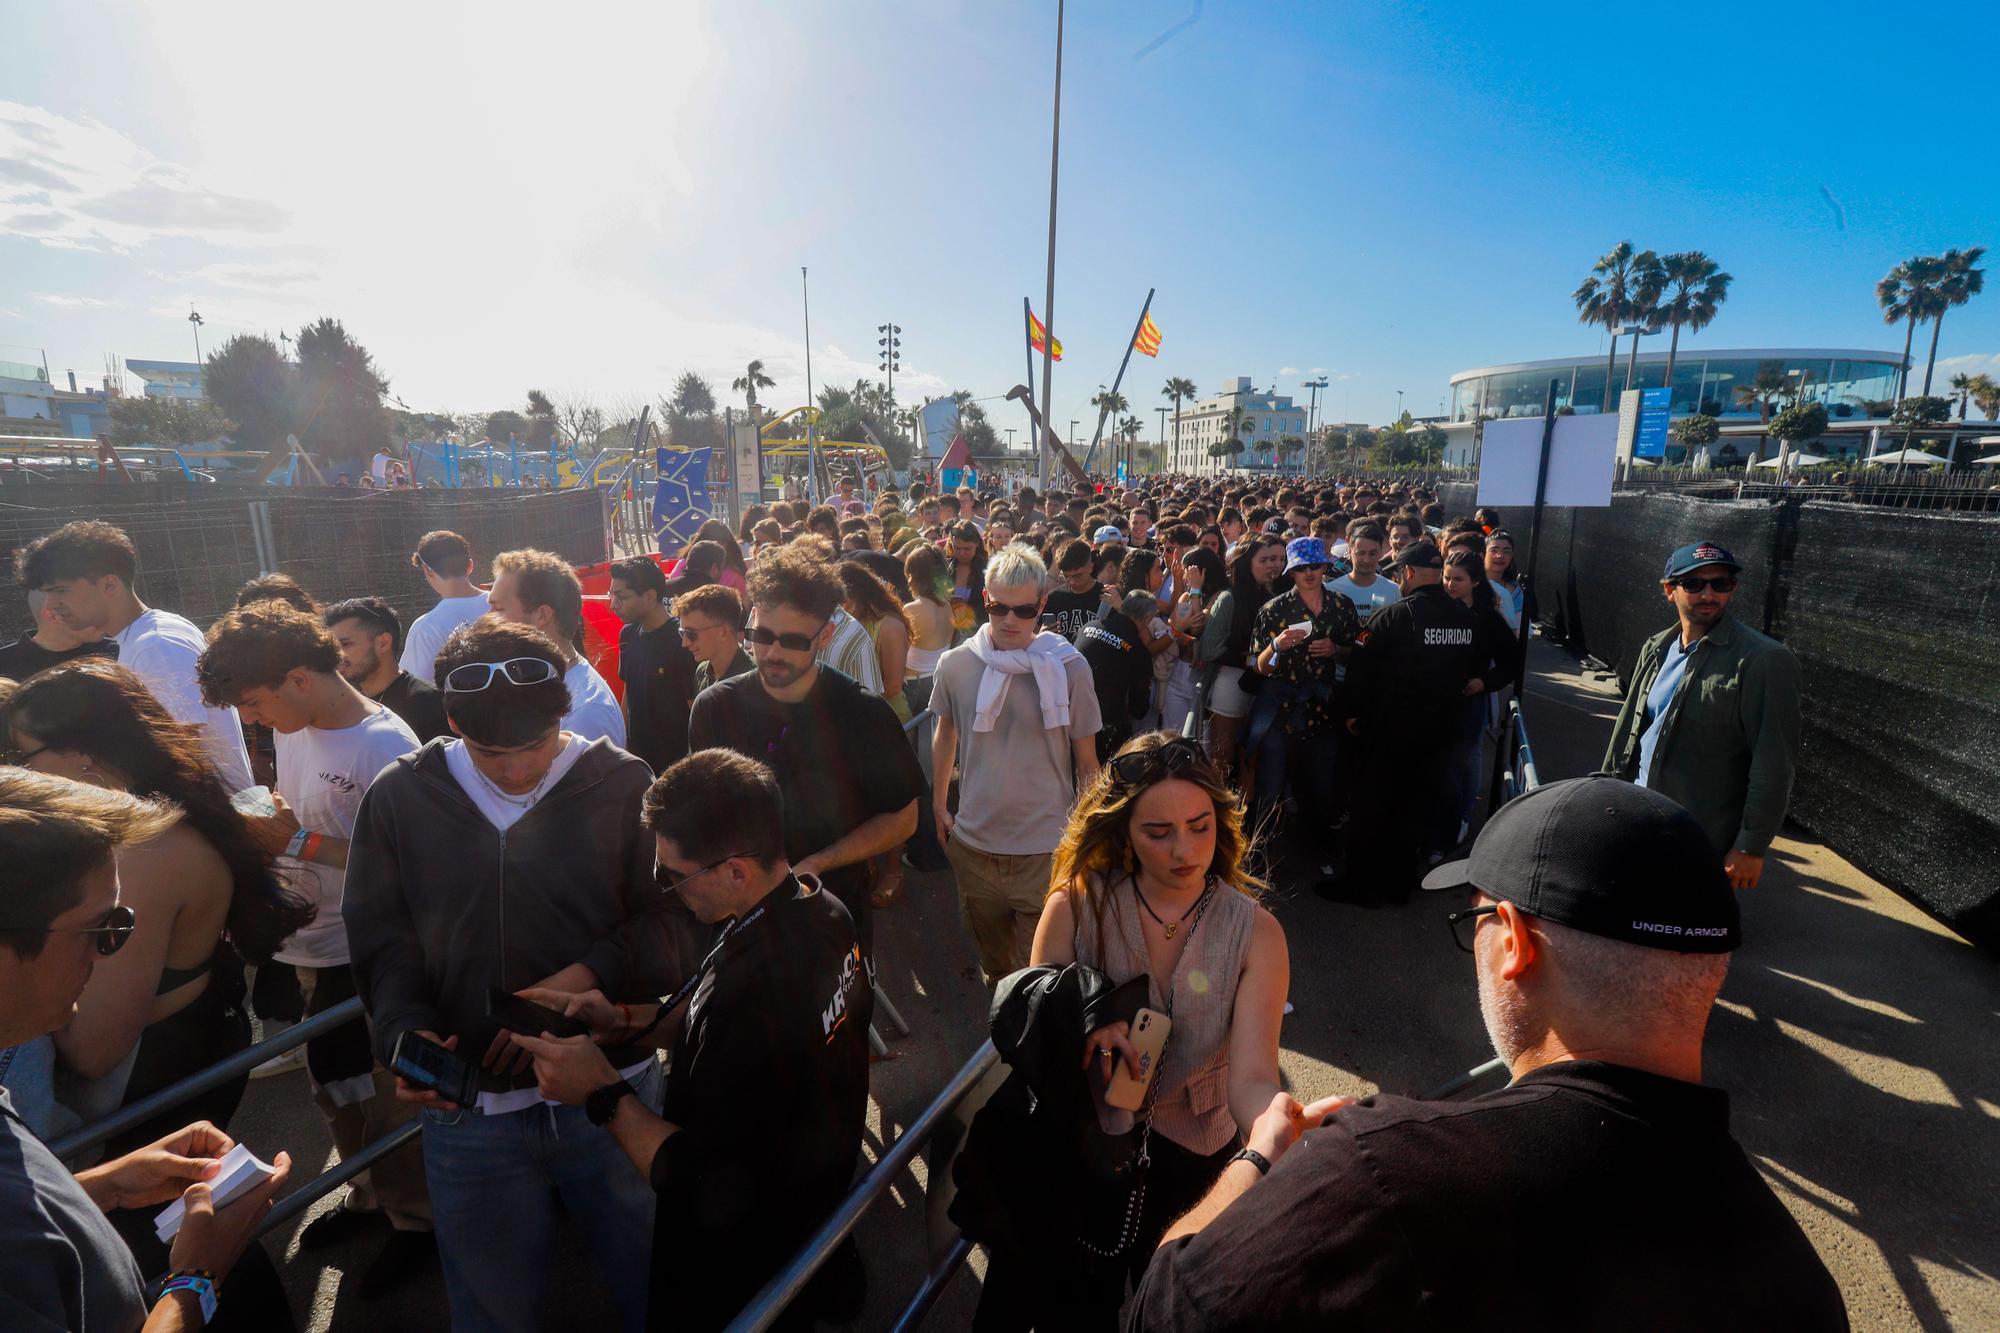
[232,632,1994,1331]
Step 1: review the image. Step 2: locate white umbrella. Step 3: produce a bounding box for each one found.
[1970,454,2000,466]
[1866,447,1946,465]
[1753,452,1827,468]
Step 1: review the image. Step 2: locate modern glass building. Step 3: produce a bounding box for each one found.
[1448,348,1906,423]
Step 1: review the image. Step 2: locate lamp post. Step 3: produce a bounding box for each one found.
[876,322,901,417]
[1156,405,1167,475]
[1302,376,1328,476]
[1005,427,1016,452]
[188,308,205,365]
[1396,388,1404,417]
[1614,323,1660,391]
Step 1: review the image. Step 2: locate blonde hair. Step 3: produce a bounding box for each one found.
[1050,732,1262,929]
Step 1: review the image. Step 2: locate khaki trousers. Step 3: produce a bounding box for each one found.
[945,838,1054,986]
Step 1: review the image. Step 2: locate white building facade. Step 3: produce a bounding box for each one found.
[1164,377,1308,475]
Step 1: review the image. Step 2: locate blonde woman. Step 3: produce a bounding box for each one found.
[977,731,1290,1329]
[900,544,955,717]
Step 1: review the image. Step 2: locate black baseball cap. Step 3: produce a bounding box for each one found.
[1386,542,1442,571]
[1421,775,1739,953]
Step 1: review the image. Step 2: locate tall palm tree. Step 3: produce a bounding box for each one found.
[1221,403,1253,469]
[1877,256,1947,399]
[1573,242,1657,409]
[1655,252,1732,404]
[1162,375,1198,469]
[1921,246,1987,395]
[1951,371,1975,419]
[1969,373,2000,421]
[1622,253,1667,390]
[731,359,776,421]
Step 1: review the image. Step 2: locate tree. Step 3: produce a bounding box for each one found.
[731,360,776,421]
[484,410,528,444]
[1162,376,1197,470]
[203,334,295,453]
[1654,252,1731,402]
[1276,434,1305,472]
[293,318,390,465]
[1768,401,1828,472]
[523,389,557,449]
[1670,413,1721,462]
[107,394,231,449]
[1622,251,1666,390]
[1920,246,1986,395]
[549,390,603,455]
[1731,361,1791,423]
[1220,404,1254,468]
[1574,242,1660,409]
[670,371,717,419]
[662,372,722,451]
[1968,373,2000,421]
[1877,255,1947,398]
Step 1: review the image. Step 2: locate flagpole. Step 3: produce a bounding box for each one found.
[1037,0,1064,497]
[1081,287,1154,473]
[1022,297,1043,480]
[802,265,821,505]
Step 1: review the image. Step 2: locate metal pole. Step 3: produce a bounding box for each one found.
[1516,378,1559,675]
[802,267,820,505]
[1036,0,1064,497]
[1022,297,1043,476]
[1082,287,1154,473]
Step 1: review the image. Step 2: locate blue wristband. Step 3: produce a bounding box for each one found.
[160,1272,219,1325]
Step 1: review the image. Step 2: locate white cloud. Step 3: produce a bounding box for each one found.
[1278,365,1300,376]
[0,102,289,252]
[1928,352,2000,383]
[160,261,321,291]
[34,292,118,308]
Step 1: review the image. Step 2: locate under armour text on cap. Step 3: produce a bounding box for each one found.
[1421,775,1740,953]
[1663,541,1743,580]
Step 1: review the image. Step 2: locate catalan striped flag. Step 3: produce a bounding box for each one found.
[1028,309,1063,361]
[1134,311,1163,357]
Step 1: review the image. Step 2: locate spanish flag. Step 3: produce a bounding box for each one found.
[1134,312,1163,357]
[1029,309,1063,362]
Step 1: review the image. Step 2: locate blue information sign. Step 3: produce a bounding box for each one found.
[1635,387,1671,459]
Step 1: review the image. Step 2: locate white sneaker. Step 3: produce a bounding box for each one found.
[250,1019,305,1078]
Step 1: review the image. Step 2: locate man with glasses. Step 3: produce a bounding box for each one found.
[0,769,295,1333]
[509,748,873,1332]
[687,545,921,961]
[399,530,490,685]
[608,556,697,774]
[1128,777,1846,1330]
[1603,541,1802,890]
[345,617,691,1332]
[675,584,753,691]
[929,544,1101,984]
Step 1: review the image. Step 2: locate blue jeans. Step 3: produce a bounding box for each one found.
[421,1057,664,1333]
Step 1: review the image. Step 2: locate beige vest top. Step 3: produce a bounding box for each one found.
[1073,871,1257,1155]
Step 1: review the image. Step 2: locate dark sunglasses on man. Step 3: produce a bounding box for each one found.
[745,622,825,653]
[442,658,561,693]
[984,597,1042,621]
[0,903,138,957]
[1672,575,1738,594]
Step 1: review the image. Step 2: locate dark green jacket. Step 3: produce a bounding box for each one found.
[1601,615,1801,855]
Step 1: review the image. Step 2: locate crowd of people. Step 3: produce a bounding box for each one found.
[0,465,1830,1332]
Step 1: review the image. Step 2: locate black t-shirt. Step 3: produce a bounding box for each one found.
[1129,1061,1848,1332]
[0,633,113,683]
[687,666,924,953]
[1343,584,1482,744]
[1042,583,1104,641]
[1076,611,1153,738]
[620,619,698,773]
[372,670,450,743]
[648,876,872,1332]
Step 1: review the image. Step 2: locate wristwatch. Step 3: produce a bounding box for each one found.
[585,1078,636,1126]
[1230,1146,1273,1176]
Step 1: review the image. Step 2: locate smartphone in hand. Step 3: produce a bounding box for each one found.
[485,988,588,1040]
[391,1030,480,1107]
[1105,1008,1172,1111]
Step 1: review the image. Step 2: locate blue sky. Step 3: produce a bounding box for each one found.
[3,0,1994,440]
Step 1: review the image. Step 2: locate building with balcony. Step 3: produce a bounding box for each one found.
[126,359,207,400]
[1165,377,1310,474]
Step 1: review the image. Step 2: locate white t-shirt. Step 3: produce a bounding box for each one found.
[272,707,420,967]
[564,659,626,746]
[398,592,490,684]
[444,732,590,833]
[114,609,254,793]
[1328,573,1399,625]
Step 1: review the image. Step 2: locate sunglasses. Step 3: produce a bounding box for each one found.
[655,855,747,895]
[442,657,561,693]
[678,622,727,642]
[985,598,1043,621]
[1672,575,1738,594]
[746,622,826,653]
[1109,736,1205,786]
[0,903,138,957]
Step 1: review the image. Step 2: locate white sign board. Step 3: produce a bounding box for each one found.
[1476,413,1617,508]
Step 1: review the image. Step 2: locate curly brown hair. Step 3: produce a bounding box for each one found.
[744,544,843,622]
[197,602,342,707]
[1050,732,1262,930]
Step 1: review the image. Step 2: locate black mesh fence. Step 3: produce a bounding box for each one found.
[1517,489,2000,946]
[0,487,606,640]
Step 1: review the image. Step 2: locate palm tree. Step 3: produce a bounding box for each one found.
[1970,373,2000,421]
[670,371,717,419]
[1221,403,1254,469]
[1731,362,1791,423]
[1622,252,1667,390]
[1877,256,1947,399]
[1951,371,1975,419]
[1088,387,1129,462]
[1573,242,1658,409]
[731,359,776,421]
[1920,246,1987,395]
[1654,252,1731,404]
[1162,376,1198,470]
[1276,434,1305,473]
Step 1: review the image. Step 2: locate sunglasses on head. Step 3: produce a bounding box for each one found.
[746,622,825,653]
[985,598,1042,621]
[1673,575,1738,594]
[0,903,138,957]
[442,658,561,693]
[1109,735,1205,786]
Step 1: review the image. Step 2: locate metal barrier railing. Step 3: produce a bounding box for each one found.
[1503,698,1540,799]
